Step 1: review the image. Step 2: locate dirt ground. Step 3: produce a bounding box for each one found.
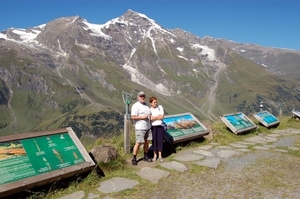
[129,134,300,199]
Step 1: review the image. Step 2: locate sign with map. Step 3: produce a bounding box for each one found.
[253,111,280,127]
[163,113,209,144]
[0,127,95,197]
[220,112,257,134]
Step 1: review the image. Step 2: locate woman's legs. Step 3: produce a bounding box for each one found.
[157,126,164,161]
[152,126,158,161]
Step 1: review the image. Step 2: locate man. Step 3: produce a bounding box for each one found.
[131,91,152,165]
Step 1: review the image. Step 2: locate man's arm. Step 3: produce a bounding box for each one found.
[131,114,149,120]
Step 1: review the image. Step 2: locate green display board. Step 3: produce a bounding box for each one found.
[0,127,95,198]
[163,113,209,144]
[253,111,280,127]
[0,133,85,185]
[220,112,257,134]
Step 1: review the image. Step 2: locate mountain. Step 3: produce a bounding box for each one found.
[0,9,299,138]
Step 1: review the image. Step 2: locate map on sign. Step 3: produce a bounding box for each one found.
[163,113,209,143]
[220,112,257,134]
[0,132,85,185]
[253,111,280,127]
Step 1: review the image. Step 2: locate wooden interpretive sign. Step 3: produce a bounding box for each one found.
[220,112,257,134]
[0,127,95,198]
[253,111,280,127]
[163,112,209,144]
[292,110,300,119]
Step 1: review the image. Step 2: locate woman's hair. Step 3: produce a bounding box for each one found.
[149,96,157,103]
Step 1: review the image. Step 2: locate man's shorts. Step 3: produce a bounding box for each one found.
[135,129,152,143]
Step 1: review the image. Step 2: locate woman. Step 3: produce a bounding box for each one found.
[149,96,165,162]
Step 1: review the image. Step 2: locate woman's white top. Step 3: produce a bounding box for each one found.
[150,105,164,126]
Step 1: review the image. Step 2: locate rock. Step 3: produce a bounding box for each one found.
[89,144,119,164]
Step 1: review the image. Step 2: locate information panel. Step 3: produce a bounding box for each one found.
[163,113,209,144]
[292,110,300,118]
[220,112,257,134]
[253,111,280,127]
[0,127,95,197]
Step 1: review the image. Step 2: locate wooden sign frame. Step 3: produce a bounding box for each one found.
[292,110,300,118]
[220,112,257,134]
[253,111,280,127]
[163,112,209,144]
[0,127,95,197]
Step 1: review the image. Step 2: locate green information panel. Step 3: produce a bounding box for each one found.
[0,133,85,185]
[253,111,280,127]
[0,128,95,198]
[220,112,257,134]
[163,113,209,144]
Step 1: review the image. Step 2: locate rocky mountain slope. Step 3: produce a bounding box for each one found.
[0,9,299,137]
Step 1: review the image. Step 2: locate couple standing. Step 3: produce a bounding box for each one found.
[131,91,165,166]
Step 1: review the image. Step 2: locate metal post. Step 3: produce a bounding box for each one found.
[292,104,295,112]
[122,91,133,153]
[279,103,282,118]
[259,101,264,112]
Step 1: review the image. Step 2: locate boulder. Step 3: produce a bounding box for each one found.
[89,144,119,164]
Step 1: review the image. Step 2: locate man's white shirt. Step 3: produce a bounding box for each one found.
[131,101,151,130]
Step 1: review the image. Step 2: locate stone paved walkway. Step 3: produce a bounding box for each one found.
[59,128,300,199]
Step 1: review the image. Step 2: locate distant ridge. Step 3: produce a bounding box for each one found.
[0,9,299,137]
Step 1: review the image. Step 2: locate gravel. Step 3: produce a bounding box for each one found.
[130,135,300,199]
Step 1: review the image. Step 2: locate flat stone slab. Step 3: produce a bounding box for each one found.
[263,144,277,148]
[274,149,288,153]
[235,141,256,145]
[197,145,214,150]
[194,158,221,169]
[245,136,265,143]
[266,133,282,137]
[217,149,241,158]
[174,154,204,162]
[103,197,114,199]
[160,161,188,172]
[210,142,220,146]
[236,148,250,152]
[87,193,100,199]
[98,177,139,193]
[263,137,278,142]
[273,130,289,135]
[229,143,249,149]
[286,128,300,134]
[136,167,170,184]
[58,191,85,199]
[193,149,214,157]
[215,145,232,149]
[288,146,300,151]
[253,146,270,150]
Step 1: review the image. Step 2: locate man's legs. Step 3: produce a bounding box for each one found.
[132,130,152,165]
[132,142,140,165]
[143,130,152,162]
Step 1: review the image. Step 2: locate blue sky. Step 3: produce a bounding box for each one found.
[1,0,299,50]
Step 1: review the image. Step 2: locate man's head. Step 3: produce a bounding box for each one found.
[137,91,146,103]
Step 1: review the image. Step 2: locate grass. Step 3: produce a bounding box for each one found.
[7,115,300,199]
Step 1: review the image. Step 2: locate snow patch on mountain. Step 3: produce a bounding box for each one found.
[82,20,112,40]
[177,47,183,52]
[191,44,216,61]
[0,28,41,48]
[178,55,188,60]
